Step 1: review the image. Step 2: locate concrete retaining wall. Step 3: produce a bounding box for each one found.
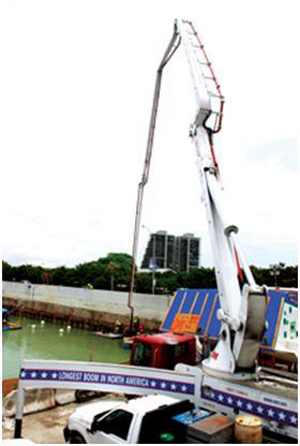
[2,281,172,329]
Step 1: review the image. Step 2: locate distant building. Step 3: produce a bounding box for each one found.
[141,231,200,272]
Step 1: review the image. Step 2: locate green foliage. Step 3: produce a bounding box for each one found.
[2,261,44,284]
[154,270,178,293]
[135,272,153,294]
[251,265,298,288]
[2,261,13,281]
[176,268,217,290]
[51,266,75,286]
[2,257,298,293]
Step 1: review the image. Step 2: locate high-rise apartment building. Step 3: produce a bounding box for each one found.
[141,231,200,272]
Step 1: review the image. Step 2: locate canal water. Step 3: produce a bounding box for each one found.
[2,316,130,379]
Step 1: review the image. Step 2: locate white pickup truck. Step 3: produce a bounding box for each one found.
[63,395,205,444]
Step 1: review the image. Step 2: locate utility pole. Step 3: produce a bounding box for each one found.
[270,263,285,288]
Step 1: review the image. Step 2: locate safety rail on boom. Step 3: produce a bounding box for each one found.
[178,19,224,134]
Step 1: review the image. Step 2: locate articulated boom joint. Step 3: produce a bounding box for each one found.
[217,308,241,332]
[224,224,238,237]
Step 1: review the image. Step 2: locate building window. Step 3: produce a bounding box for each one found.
[141,232,201,272]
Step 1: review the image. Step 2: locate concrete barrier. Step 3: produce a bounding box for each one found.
[3,388,78,417]
[54,389,76,406]
[3,389,56,418]
[2,281,172,329]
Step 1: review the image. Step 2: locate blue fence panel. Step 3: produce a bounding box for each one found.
[161,290,186,331]
[207,297,221,339]
[160,288,297,351]
[181,289,199,314]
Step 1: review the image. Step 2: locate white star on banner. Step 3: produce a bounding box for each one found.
[227,397,233,404]
[31,372,37,378]
[257,406,264,414]
[218,394,224,401]
[21,371,26,378]
[171,383,176,390]
[247,403,253,411]
[161,382,166,389]
[237,400,243,408]
[41,372,48,378]
[181,385,187,392]
[150,380,156,387]
[268,409,274,417]
[278,412,285,421]
[210,392,215,399]
[290,415,297,424]
[52,372,58,379]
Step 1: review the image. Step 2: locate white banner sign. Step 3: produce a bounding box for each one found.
[19,360,196,400]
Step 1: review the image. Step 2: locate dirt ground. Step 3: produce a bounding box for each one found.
[2,395,127,444]
[3,402,79,444]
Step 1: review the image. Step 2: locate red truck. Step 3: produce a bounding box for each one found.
[130,332,196,369]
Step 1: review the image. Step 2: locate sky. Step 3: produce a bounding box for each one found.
[1,0,298,269]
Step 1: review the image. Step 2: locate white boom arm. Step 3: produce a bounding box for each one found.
[175,19,269,378]
[129,19,268,378]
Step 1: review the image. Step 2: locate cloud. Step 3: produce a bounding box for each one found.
[245,137,297,173]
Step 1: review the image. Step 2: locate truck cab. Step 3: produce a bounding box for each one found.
[130,332,196,369]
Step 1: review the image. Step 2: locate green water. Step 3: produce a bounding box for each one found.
[2,316,130,379]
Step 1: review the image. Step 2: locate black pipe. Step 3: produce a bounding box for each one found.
[14,418,22,439]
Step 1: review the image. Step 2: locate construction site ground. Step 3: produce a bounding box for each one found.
[2,394,127,444]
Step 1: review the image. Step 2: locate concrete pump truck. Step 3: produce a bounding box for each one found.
[15,20,297,443]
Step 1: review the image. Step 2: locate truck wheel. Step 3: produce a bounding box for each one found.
[68,431,86,443]
[75,389,105,403]
[75,390,92,403]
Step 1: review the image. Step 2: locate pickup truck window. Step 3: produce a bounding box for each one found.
[133,342,152,366]
[97,409,133,440]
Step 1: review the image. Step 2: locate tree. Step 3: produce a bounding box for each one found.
[135,272,153,294]
[51,266,73,286]
[3,256,297,291]
[2,261,13,281]
[252,264,298,288]
[107,261,117,290]
[156,270,178,293]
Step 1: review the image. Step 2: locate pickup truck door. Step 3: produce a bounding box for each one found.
[89,409,134,444]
